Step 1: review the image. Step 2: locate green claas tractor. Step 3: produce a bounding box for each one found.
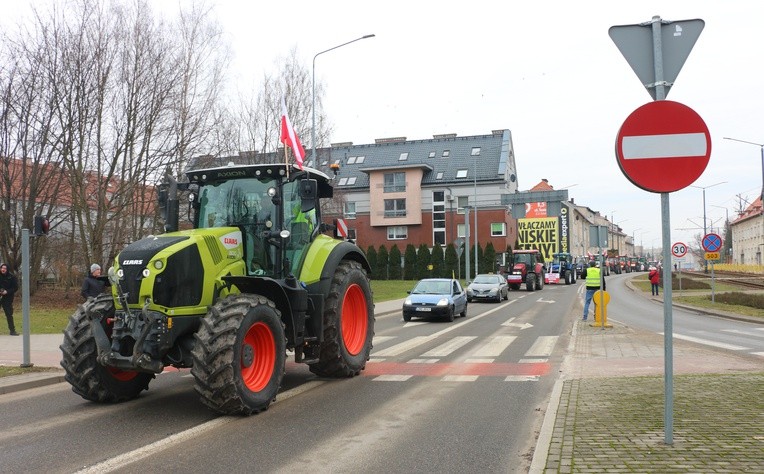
[60,163,374,415]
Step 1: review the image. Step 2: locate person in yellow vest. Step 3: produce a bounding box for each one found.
[581,260,606,321]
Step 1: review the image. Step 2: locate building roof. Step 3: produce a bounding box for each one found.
[315,129,517,190]
[731,196,763,225]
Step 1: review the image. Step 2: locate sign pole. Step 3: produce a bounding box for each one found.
[651,16,674,446]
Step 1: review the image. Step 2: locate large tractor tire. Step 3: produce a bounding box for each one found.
[191,294,286,416]
[536,273,544,290]
[526,274,535,292]
[564,270,572,285]
[309,260,374,378]
[60,294,154,403]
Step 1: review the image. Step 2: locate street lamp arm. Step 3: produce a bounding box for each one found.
[311,34,375,164]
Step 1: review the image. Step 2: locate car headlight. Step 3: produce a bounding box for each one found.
[437,298,449,306]
[466,288,473,295]
[489,288,498,295]
[404,298,412,306]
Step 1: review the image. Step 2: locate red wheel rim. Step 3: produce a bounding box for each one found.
[107,367,139,381]
[341,283,368,356]
[241,321,276,392]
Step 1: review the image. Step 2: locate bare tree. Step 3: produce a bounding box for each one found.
[234,48,330,164]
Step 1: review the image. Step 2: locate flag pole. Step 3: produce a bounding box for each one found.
[284,145,290,179]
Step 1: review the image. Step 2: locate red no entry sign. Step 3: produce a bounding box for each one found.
[615,100,711,193]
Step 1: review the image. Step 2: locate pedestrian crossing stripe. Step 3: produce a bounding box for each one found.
[363,361,550,378]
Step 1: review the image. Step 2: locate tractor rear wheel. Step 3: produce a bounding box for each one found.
[309,260,374,378]
[191,294,286,416]
[60,294,153,403]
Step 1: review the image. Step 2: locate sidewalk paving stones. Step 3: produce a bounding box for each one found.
[535,318,764,473]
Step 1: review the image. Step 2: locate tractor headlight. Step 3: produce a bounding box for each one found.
[142,268,150,278]
[108,266,118,284]
[117,268,124,279]
[153,260,164,270]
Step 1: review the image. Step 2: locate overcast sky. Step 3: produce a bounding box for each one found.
[8,1,764,256]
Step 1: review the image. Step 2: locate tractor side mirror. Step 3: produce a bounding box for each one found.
[299,179,317,213]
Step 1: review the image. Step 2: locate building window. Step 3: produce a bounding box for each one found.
[344,202,356,219]
[384,172,406,192]
[471,147,481,156]
[428,151,436,158]
[491,222,506,236]
[442,150,450,157]
[347,176,357,185]
[347,156,357,164]
[387,226,407,240]
[456,169,468,178]
[436,172,444,180]
[433,191,446,246]
[399,152,409,161]
[338,177,348,185]
[348,228,357,240]
[457,224,466,238]
[456,196,469,214]
[384,198,406,217]
[356,156,365,163]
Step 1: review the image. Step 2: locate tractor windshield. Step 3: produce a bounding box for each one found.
[514,253,532,266]
[198,178,276,229]
[198,178,278,276]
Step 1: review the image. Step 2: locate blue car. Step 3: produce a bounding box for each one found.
[402,278,468,322]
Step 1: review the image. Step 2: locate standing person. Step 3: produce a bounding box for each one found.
[581,260,605,321]
[0,263,19,335]
[81,264,106,300]
[648,266,660,296]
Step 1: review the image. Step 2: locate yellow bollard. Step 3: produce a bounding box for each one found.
[591,290,612,328]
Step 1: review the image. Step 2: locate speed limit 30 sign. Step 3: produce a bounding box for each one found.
[671,242,688,258]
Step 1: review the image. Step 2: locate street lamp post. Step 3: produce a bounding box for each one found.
[690,181,727,273]
[473,155,478,275]
[311,34,375,165]
[631,228,642,256]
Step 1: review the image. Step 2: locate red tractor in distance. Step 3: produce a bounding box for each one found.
[506,249,545,292]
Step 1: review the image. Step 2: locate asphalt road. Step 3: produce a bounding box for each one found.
[605,273,764,357]
[0,282,581,474]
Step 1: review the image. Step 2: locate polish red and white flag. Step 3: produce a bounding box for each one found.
[280,97,305,170]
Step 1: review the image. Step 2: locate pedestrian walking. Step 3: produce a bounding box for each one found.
[648,266,660,296]
[81,263,106,300]
[0,263,19,335]
[581,260,605,321]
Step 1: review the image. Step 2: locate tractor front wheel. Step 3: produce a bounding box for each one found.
[526,274,535,292]
[191,294,286,415]
[60,294,153,403]
[309,260,374,378]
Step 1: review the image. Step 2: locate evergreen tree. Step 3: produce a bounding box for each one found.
[431,244,445,277]
[417,243,431,279]
[483,241,496,274]
[444,243,458,279]
[403,244,418,280]
[366,246,378,279]
[377,245,389,280]
[388,244,402,279]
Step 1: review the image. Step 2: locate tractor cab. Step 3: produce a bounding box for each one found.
[183,163,331,280]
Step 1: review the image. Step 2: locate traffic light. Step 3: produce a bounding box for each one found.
[34,215,49,236]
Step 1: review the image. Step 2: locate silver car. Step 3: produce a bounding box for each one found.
[466,274,509,303]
